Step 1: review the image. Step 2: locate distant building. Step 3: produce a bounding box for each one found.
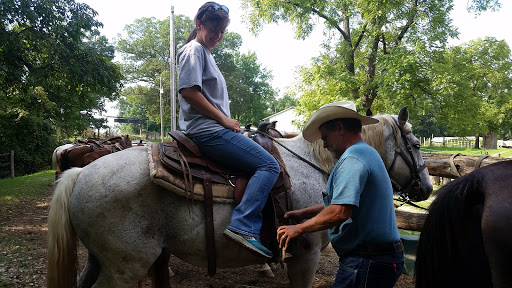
[262,106,303,134]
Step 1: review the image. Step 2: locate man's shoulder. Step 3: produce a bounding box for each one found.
[346,141,377,156]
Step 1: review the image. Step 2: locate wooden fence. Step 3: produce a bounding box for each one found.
[0,150,15,178]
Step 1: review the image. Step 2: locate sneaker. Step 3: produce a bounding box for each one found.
[223,228,272,258]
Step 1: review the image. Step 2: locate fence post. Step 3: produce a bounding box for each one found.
[10,150,14,178]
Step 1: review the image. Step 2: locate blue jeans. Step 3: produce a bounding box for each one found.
[332,252,404,288]
[190,129,280,239]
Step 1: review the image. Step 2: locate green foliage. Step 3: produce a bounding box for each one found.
[0,114,56,175]
[242,0,459,110]
[430,38,512,137]
[270,94,299,113]
[227,51,276,125]
[115,15,193,134]
[0,0,123,175]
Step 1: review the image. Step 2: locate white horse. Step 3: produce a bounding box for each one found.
[47,106,432,288]
[52,143,74,173]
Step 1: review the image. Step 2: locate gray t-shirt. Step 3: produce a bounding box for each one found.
[177,39,230,135]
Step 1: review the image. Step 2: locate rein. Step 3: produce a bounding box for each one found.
[254,130,330,177]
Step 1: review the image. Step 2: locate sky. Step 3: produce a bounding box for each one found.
[77,0,512,117]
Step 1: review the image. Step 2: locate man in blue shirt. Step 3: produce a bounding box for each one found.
[277,101,404,288]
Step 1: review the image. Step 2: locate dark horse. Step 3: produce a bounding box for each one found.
[415,160,512,288]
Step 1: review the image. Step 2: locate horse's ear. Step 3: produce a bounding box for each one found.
[366,108,373,116]
[398,106,409,127]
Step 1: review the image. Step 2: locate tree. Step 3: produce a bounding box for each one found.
[0,0,123,175]
[430,38,512,137]
[270,94,299,113]
[242,0,502,118]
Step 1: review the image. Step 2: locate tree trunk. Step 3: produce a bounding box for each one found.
[422,153,509,178]
[395,209,427,231]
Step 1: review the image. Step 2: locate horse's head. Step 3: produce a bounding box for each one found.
[376,106,433,202]
[123,135,132,147]
[311,106,433,201]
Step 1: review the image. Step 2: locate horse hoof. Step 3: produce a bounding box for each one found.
[257,264,275,278]
[258,269,275,278]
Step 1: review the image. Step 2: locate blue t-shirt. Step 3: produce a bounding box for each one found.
[177,40,230,135]
[324,141,400,257]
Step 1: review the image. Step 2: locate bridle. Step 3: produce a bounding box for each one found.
[388,117,428,209]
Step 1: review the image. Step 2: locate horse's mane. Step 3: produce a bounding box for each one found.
[311,114,409,179]
[415,169,489,288]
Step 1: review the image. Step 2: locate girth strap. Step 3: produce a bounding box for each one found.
[270,192,311,251]
[202,172,216,276]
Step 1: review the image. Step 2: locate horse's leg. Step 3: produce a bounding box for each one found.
[286,248,321,288]
[150,249,171,288]
[90,260,156,288]
[78,252,100,288]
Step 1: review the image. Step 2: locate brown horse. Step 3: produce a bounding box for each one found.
[53,135,132,176]
[415,160,512,288]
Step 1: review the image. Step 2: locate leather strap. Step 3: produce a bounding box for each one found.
[475,155,489,170]
[256,130,329,177]
[234,176,249,205]
[202,172,216,276]
[271,193,311,251]
[169,131,202,157]
[449,153,462,177]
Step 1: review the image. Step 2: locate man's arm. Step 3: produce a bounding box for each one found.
[277,204,354,250]
[284,203,324,222]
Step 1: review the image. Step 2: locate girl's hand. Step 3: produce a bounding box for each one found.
[221,117,241,132]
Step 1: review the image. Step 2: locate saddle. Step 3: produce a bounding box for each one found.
[148,128,310,276]
[149,130,289,203]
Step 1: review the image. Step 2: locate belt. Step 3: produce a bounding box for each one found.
[351,241,403,256]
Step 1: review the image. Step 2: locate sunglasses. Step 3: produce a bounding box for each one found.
[198,3,229,19]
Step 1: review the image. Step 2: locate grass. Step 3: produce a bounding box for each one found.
[0,170,55,205]
[0,171,55,285]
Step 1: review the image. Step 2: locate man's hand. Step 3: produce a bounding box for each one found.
[284,210,305,223]
[277,224,303,251]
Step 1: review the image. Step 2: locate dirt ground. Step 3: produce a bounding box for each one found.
[0,186,415,287]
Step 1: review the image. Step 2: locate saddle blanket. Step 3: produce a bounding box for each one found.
[148,143,236,203]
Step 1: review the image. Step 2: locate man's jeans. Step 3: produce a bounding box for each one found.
[332,252,404,288]
[190,129,280,239]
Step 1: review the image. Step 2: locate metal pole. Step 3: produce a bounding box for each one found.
[10,150,14,178]
[160,77,164,142]
[170,6,176,131]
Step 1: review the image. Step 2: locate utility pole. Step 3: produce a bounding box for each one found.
[160,77,164,142]
[170,6,177,131]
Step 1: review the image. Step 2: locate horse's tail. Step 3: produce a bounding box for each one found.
[47,167,83,288]
[415,173,483,288]
[52,148,58,171]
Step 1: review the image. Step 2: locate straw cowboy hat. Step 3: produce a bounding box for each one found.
[302,100,379,142]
